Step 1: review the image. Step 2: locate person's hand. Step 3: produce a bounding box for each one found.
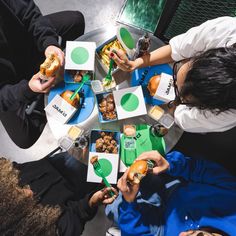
[166,101,177,116]
[89,187,118,208]
[136,151,169,175]
[28,72,56,93]
[117,169,139,203]
[179,230,216,236]
[110,49,137,72]
[45,45,64,66]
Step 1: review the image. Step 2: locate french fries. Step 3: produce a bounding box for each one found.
[98,39,127,69]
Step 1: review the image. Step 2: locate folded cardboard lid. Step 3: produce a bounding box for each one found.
[113,85,147,120]
[65,41,96,71]
[116,26,136,58]
[154,73,175,102]
[44,94,77,124]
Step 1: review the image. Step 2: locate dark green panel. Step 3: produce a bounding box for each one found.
[164,0,236,40]
[117,0,166,33]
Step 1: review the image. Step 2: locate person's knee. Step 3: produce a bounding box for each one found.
[72,11,85,37]
[11,131,41,149]
[1,117,43,149]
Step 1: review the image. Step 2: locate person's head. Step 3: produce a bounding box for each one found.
[179,227,228,236]
[0,158,61,236]
[172,46,236,113]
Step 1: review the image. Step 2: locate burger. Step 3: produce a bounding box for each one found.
[60,90,80,108]
[40,53,60,78]
[147,74,161,97]
[127,160,149,184]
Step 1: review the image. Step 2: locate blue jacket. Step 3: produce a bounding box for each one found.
[114,152,236,236]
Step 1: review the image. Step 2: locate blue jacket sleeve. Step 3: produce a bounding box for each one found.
[118,199,154,236]
[166,151,236,190]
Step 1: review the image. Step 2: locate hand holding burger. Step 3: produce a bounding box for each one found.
[118,151,167,203]
[127,160,150,185]
[40,53,60,79]
[45,45,64,66]
[28,72,56,93]
[117,169,140,203]
[136,151,169,175]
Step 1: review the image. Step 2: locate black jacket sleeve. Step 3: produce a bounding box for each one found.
[0,0,60,111]
[57,195,98,236]
[0,59,37,112]
[3,0,59,51]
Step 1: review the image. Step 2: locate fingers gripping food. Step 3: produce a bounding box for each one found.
[99,39,126,69]
[60,90,80,108]
[127,160,149,184]
[40,53,60,78]
[90,155,99,165]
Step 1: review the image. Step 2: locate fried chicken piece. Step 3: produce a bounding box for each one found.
[111,140,117,145]
[106,111,117,120]
[106,94,114,103]
[104,135,112,141]
[107,102,114,112]
[95,138,104,151]
[99,106,107,114]
[106,145,113,152]
[104,139,110,145]
[102,145,107,152]
[98,94,117,120]
[95,132,118,153]
[99,98,107,107]
[74,71,82,82]
[112,147,118,154]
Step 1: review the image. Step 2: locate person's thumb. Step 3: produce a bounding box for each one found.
[41,77,56,90]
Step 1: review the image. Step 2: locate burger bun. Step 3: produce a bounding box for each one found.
[147,75,161,97]
[127,160,149,185]
[60,90,80,108]
[40,53,60,78]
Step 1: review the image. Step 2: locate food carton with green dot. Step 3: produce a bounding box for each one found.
[64,41,96,83]
[96,26,136,75]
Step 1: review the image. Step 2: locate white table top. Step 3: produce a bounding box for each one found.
[45,24,183,167]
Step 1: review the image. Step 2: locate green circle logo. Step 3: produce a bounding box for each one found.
[120,27,135,49]
[71,47,89,64]
[121,93,139,112]
[95,159,112,177]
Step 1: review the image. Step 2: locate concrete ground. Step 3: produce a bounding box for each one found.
[0,0,124,235]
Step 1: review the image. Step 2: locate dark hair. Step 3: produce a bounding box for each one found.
[180,46,236,113]
[0,158,61,236]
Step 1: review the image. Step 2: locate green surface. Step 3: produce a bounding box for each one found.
[118,0,166,33]
[121,93,139,112]
[71,47,89,64]
[164,0,236,39]
[94,159,112,177]
[121,124,166,167]
[119,27,135,49]
[124,137,136,149]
